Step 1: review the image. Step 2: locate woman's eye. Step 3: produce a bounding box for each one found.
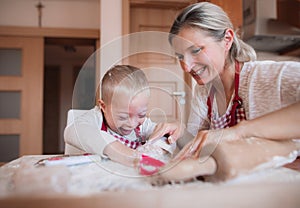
[191,48,202,55]
[176,54,184,61]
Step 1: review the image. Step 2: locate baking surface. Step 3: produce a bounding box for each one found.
[1,154,300,207]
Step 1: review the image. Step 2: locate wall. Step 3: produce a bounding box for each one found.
[0,0,100,29]
[0,0,126,153]
[0,0,102,153]
[99,0,123,78]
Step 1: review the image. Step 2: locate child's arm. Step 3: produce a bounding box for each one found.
[149,122,185,144]
[103,142,139,167]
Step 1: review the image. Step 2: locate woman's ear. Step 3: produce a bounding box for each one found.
[224,29,234,50]
[98,99,106,112]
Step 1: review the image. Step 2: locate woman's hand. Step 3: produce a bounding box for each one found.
[149,122,185,144]
[173,130,209,161]
[173,127,242,161]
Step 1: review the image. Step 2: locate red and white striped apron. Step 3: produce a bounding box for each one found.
[207,61,246,129]
[101,122,146,149]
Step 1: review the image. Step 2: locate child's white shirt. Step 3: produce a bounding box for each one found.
[64,106,157,157]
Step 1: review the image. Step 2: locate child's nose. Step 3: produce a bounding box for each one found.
[128,117,139,128]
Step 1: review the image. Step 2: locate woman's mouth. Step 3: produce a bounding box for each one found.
[191,66,206,77]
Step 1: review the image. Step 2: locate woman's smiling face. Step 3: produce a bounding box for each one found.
[171,27,229,85]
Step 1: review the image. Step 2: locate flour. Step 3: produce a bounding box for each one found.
[1,150,300,197]
[226,150,300,185]
[253,150,299,171]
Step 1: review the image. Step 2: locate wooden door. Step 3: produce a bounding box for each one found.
[127,5,191,124]
[0,36,44,162]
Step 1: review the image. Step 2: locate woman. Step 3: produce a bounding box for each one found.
[167,2,300,156]
[150,2,300,182]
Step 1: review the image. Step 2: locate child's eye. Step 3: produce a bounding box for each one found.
[118,116,128,121]
[139,114,146,119]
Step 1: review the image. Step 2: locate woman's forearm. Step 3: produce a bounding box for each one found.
[237,102,300,140]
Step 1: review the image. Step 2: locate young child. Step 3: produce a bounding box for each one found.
[64,65,181,168]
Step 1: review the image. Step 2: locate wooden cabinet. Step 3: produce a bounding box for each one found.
[207,0,243,30]
[126,0,243,32]
[277,0,300,28]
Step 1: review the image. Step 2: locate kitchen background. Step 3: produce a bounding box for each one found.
[0,0,299,163]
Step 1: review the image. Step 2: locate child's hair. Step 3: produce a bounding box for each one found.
[168,2,256,63]
[96,65,149,105]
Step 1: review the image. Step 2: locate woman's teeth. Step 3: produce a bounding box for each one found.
[193,67,205,76]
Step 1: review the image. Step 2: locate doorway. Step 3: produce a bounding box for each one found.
[43,38,96,154]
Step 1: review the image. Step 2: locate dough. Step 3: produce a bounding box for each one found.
[154,138,299,183]
[203,137,299,182]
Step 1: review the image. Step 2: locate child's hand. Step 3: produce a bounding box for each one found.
[149,122,185,144]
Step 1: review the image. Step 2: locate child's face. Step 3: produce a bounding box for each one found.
[100,90,149,136]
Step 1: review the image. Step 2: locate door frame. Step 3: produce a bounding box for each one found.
[0,26,99,39]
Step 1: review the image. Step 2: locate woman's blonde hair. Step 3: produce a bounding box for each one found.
[169,2,256,63]
[96,65,149,105]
